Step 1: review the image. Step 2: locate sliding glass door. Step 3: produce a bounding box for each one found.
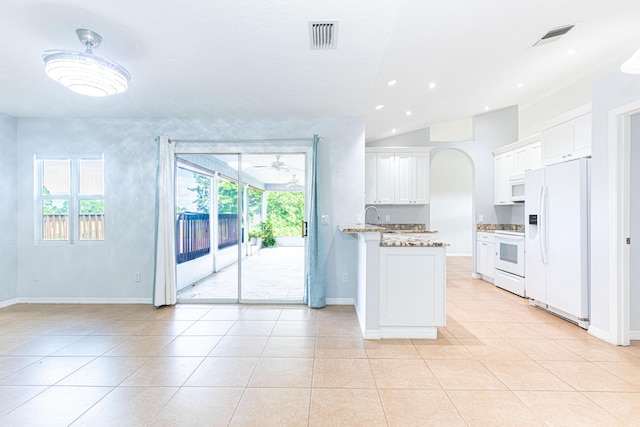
[175,150,307,303]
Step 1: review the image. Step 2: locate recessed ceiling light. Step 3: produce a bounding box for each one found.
[567,48,577,55]
[387,79,398,86]
[516,83,524,89]
[428,82,437,90]
[391,129,397,133]
[405,110,412,116]
[375,104,384,110]
[484,105,491,111]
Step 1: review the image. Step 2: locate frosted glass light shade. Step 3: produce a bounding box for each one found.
[43,50,131,96]
[621,48,640,75]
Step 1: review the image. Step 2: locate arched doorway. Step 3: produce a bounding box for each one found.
[429,149,473,255]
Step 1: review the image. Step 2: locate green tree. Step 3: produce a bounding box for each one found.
[42,186,68,214]
[266,191,304,236]
[217,178,238,214]
[79,200,104,214]
[188,173,210,213]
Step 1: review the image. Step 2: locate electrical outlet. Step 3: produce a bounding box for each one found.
[478,214,484,223]
[321,215,329,225]
[342,273,348,283]
[355,214,363,224]
[385,215,391,222]
[134,272,140,282]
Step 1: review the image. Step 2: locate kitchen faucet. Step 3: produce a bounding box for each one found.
[364,205,381,223]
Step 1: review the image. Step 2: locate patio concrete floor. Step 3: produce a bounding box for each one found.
[177,246,305,301]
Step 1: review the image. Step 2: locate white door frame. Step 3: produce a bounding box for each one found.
[607,100,640,345]
[174,140,313,303]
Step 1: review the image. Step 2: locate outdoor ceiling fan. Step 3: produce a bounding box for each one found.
[286,174,300,187]
[254,155,299,172]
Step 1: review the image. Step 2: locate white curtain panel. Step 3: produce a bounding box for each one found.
[153,136,177,306]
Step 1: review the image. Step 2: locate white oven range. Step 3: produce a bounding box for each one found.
[493,230,525,297]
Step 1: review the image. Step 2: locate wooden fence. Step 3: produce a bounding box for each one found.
[42,214,104,240]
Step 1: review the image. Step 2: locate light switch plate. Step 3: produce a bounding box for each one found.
[321,215,329,225]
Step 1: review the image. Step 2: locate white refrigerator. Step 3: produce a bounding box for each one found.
[524,158,590,327]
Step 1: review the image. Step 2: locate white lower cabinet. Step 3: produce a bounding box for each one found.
[379,247,446,328]
[476,232,495,280]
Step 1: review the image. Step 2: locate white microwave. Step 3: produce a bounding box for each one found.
[509,175,525,202]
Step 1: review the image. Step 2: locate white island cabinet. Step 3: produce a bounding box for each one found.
[339,225,447,339]
[379,247,445,332]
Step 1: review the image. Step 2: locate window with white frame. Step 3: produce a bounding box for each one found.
[36,155,105,242]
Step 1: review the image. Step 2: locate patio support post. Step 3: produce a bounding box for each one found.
[212,172,219,273]
[244,184,249,256]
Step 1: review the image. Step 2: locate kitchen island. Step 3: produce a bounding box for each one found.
[339,224,448,339]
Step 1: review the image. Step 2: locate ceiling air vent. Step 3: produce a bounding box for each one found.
[533,23,577,47]
[309,21,338,50]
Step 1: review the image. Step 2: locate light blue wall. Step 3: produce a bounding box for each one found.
[0,114,17,303]
[16,117,364,302]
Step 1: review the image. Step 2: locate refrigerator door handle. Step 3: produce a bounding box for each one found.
[540,185,548,264]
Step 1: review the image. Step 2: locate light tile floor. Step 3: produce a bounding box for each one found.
[1,256,639,426]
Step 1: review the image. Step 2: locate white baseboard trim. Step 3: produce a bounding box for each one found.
[16,298,152,305]
[588,325,610,343]
[630,330,640,340]
[447,253,472,257]
[326,298,355,306]
[0,298,18,309]
[379,326,438,339]
[471,273,481,279]
[363,329,381,339]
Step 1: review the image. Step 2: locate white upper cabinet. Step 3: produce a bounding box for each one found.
[513,141,541,176]
[493,134,541,205]
[395,152,429,204]
[540,105,592,166]
[365,148,431,205]
[493,151,513,205]
[365,152,395,204]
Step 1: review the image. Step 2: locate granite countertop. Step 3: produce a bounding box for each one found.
[476,223,524,233]
[380,232,449,247]
[338,223,447,246]
[338,223,437,234]
[338,224,386,233]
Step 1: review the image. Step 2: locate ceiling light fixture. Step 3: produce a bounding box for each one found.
[567,48,577,55]
[43,29,131,97]
[405,110,412,116]
[516,83,524,89]
[391,129,397,133]
[375,104,385,110]
[484,105,491,111]
[387,79,398,86]
[621,48,640,74]
[428,82,437,89]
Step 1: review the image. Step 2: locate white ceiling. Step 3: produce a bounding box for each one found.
[1,0,639,142]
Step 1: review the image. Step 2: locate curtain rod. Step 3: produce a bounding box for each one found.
[168,137,316,144]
